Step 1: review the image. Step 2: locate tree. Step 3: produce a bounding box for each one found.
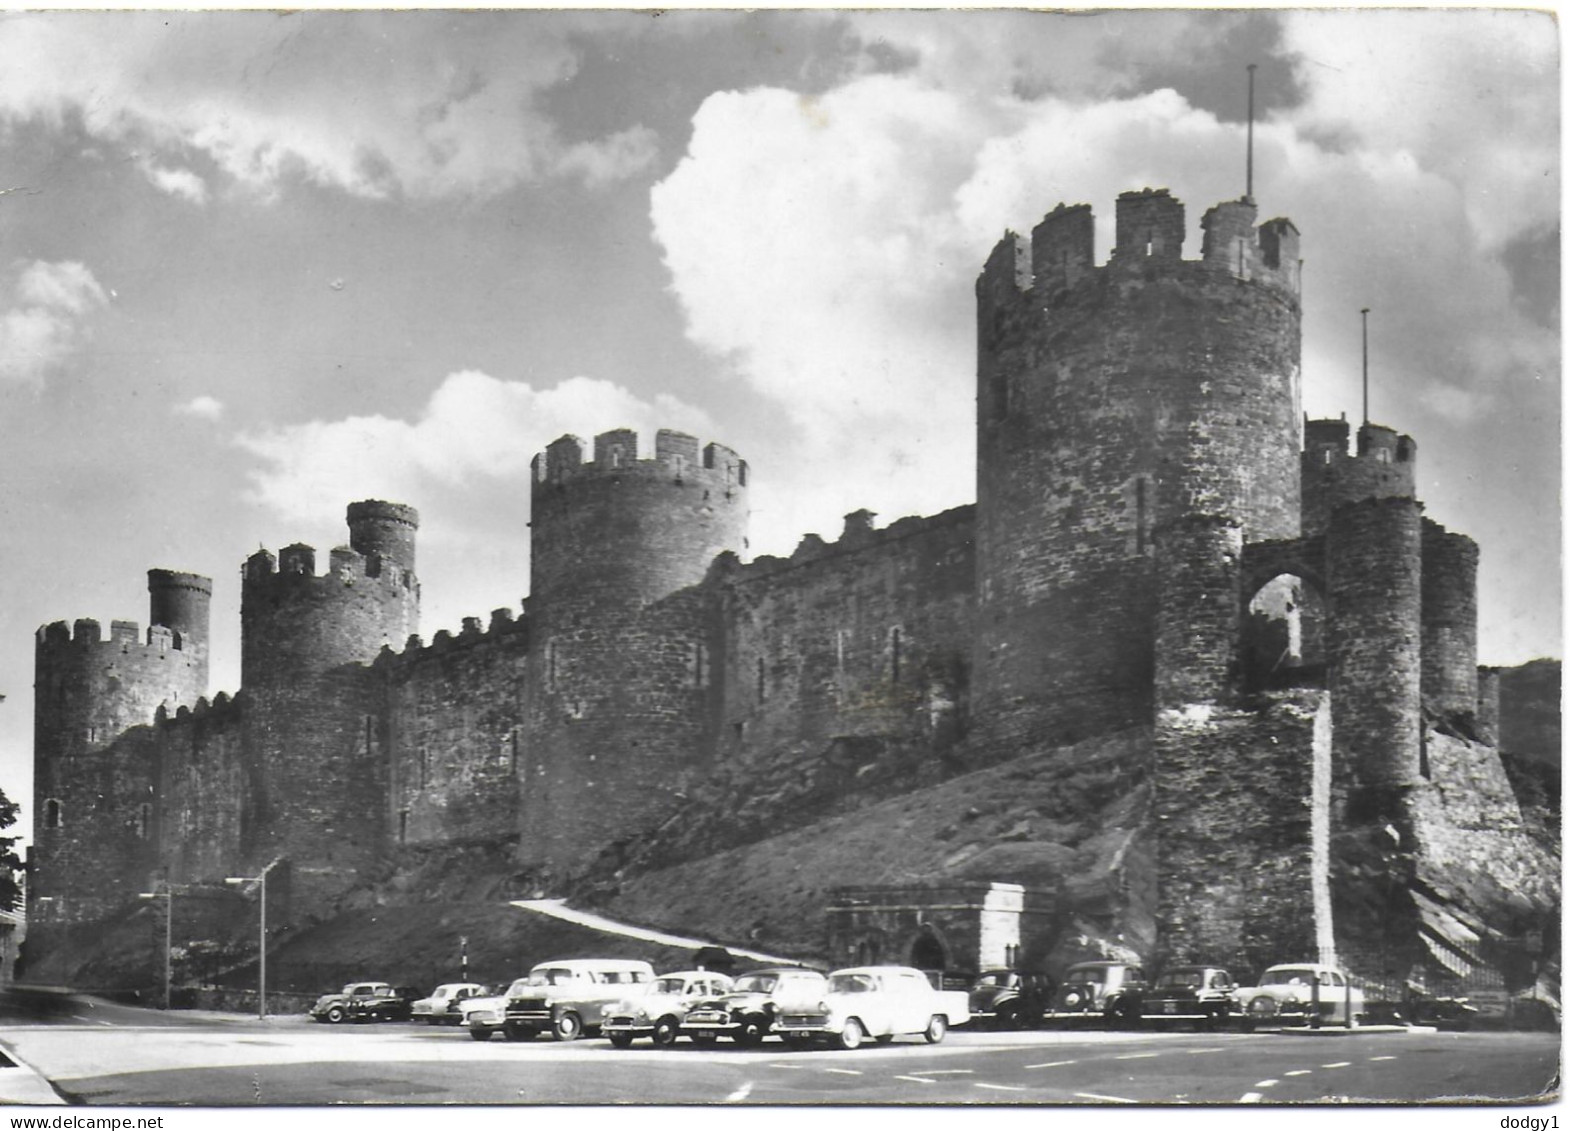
[0,786,22,911]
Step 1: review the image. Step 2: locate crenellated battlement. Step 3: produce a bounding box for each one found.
[530,428,748,496]
[722,504,975,585]
[242,542,416,592]
[977,188,1302,310]
[154,690,241,729]
[36,618,190,654]
[375,605,528,669]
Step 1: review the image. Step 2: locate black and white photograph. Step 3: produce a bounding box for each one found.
[0,6,1559,1120]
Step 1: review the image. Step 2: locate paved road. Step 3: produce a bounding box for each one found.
[0,996,1558,1107]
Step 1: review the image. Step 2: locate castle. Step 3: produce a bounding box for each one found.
[28,184,1556,989]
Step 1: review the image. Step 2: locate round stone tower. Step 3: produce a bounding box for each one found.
[238,501,419,902]
[973,189,1303,751]
[520,428,748,877]
[32,570,210,925]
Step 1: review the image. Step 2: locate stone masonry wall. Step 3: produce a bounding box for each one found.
[155,694,245,886]
[717,506,976,774]
[1421,518,1479,719]
[1153,690,1330,977]
[382,610,527,848]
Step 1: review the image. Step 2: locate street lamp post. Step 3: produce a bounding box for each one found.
[225,861,278,1021]
[137,886,173,1010]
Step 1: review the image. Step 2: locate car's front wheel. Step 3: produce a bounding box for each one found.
[734,1017,766,1048]
[325,1005,347,1024]
[652,1016,680,1047]
[837,1018,865,1051]
[924,1015,947,1044]
[553,1012,582,1042]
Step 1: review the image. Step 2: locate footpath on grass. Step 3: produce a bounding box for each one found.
[509,898,798,965]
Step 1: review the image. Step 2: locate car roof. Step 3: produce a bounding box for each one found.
[655,970,732,981]
[736,967,823,977]
[529,959,655,973]
[1263,962,1336,972]
[826,965,926,978]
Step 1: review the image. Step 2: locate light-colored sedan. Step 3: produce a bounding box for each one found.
[602,971,735,1047]
[1238,963,1365,1029]
[411,982,490,1026]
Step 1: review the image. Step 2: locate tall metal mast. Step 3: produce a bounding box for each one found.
[1246,63,1257,202]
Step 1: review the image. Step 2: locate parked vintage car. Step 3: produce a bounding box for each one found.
[967,969,1056,1029]
[1140,965,1239,1029]
[464,958,655,1042]
[774,965,970,1049]
[1046,960,1147,1026]
[1237,963,1365,1029]
[681,967,828,1046]
[308,981,417,1024]
[410,982,491,1026]
[601,970,734,1047]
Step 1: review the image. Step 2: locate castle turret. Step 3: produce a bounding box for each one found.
[974,188,1303,750]
[31,571,210,925]
[1421,518,1480,721]
[1302,418,1417,537]
[238,501,420,906]
[520,428,748,876]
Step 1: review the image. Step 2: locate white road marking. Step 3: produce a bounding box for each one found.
[1285,1070,1312,1076]
[1116,1052,1160,1060]
[1239,1092,1264,1104]
[768,1063,807,1069]
[725,1082,754,1103]
[823,1068,862,1076]
[1187,1047,1226,1054]
[1075,1092,1137,1104]
[975,1082,1028,1092]
[1254,1079,1279,1088]
[921,1069,974,1075]
[1321,1062,1351,1069]
[893,1075,935,1084]
[1026,1060,1078,1069]
[1370,1056,1398,1062]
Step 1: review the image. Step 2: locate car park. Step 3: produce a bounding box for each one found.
[410,982,490,1026]
[602,971,735,1047]
[967,969,1055,1029]
[680,967,828,1047]
[774,965,970,1049]
[1140,965,1239,1029]
[1046,960,1146,1026]
[464,958,654,1042]
[307,981,417,1024]
[1237,963,1365,1029]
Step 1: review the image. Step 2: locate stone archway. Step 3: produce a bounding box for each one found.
[910,926,948,972]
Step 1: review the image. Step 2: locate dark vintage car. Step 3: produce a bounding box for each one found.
[1046,961,1147,1026]
[308,981,419,1024]
[1140,965,1239,1029]
[681,967,828,1046]
[967,970,1056,1029]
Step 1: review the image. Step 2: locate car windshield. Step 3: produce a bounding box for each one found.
[1262,968,1317,986]
[653,977,689,994]
[527,969,576,986]
[1158,970,1204,989]
[734,973,779,994]
[828,974,877,994]
[1065,967,1108,983]
[974,973,1007,987]
[505,979,533,996]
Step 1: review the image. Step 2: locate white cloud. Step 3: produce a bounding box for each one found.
[1281,10,1558,251]
[650,15,1556,564]
[175,395,224,420]
[0,259,109,387]
[236,370,716,529]
[0,11,658,200]
[139,159,209,205]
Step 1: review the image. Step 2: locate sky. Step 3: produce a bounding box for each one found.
[0,8,1558,843]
